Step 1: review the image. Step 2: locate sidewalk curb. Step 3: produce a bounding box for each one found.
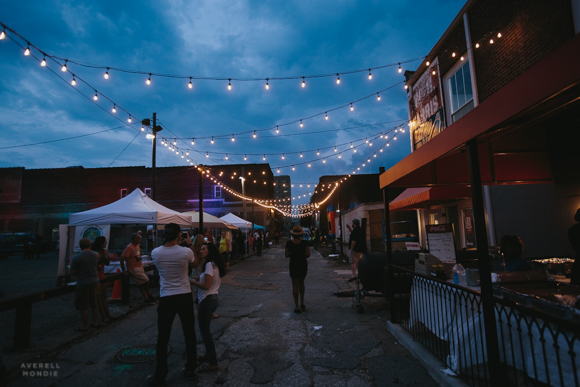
[386,321,469,387]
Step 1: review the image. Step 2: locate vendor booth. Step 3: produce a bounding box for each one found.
[182,211,237,230]
[381,32,580,386]
[220,213,265,231]
[58,188,191,281]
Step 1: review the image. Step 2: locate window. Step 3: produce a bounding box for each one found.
[120,188,128,198]
[214,185,222,198]
[447,60,474,123]
[144,188,151,197]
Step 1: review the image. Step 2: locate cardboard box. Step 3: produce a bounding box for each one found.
[415,253,454,279]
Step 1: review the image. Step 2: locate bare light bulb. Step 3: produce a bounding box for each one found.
[228,78,232,90]
[71,77,77,86]
[325,112,328,120]
[426,61,430,66]
[104,68,109,79]
[93,91,98,101]
[300,152,303,158]
[253,131,256,138]
[276,125,279,134]
[191,139,195,145]
[475,43,480,48]
[211,137,214,144]
[300,120,303,128]
[40,57,46,67]
[231,134,235,142]
[128,116,132,123]
[350,104,354,111]
[265,78,269,89]
[24,46,30,56]
[368,69,372,80]
[336,74,340,84]
[0,30,5,40]
[377,93,381,101]
[302,77,305,88]
[146,74,151,85]
[398,63,402,73]
[61,60,67,72]
[112,105,116,113]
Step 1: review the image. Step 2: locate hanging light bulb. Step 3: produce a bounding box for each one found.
[377,93,381,101]
[225,154,228,160]
[308,163,311,167]
[0,29,5,40]
[405,84,408,90]
[452,52,456,58]
[244,154,247,161]
[253,131,257,138]
[211,137,214,144]
[24,45,30,56]
[187,158,190,162]
[146,74,151,85]
[61,60,67,72]
[475,43,480,48]
[490,39,494,44]
[300,152,303,158]
[173,139,177,146]
[228,78,232,90]
[350,143,353,148]
[426,61,430,66]
[460,56,464,61]
[181,152,185,158]
[265,78,269,90]
[398,63,402,73]
[338,154,342,159]
[93,91,98,101]
[334,146,337,152]
[112,104,116,113]
[71,77,77,86]
[141,126,145,132]
[277,168,280,173]
[231,134,235,142]
[282,153,285,160]
[188,77,193,89]
[206,152,209,158]
[300,120,303,128]
[128,115,132,123]
[497,32,502,38]
[317,149,320,156]
[276,125,279,134]
[336,74,340,84]
[432,70,436,75]
[104,68,109,79]
[40,56,47,67]
[302,77,306,88]
[350,103,354,111]
[368,69,372,80]
[186,150,189,156]
[191,138,195,145]
[354,148,357,153]
[323,159,326,163]
[325,112,328,120]
[263,154,266,161]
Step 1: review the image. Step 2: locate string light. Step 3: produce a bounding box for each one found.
[317,149,320,155]
[350,103,354,111]
[128,115,132,123]
[350,143,353,148]
[325,112,328,120]
[265,78,269,90]
[398,63,402,73]
[300,152,303,158]
[244,155,247,161]
[61,60,67,72]
[24,45,30,56]
[146,74,152,85]
[334,146,337,152]
[368,69,372,80]
[405,84,408,89]
[497,32,502,38]
[141,126,145,132]
[206,152,209,158]
[263,154,266,161]
[302,77,305,88]
[173,139,177,146]
[231,134,235,142]
[426,61,430,66]
[276,125,279,134]
[432,70,436,75]
[490,39,494,44]
[377,93,381,101]
[40,56,46,67]
[112,104,116,113]
[452,52,456,57]
[282,153,285,159]
[225,154,228,160]
[93,91,98,101]
[71,76,76,86]
[191,138,195,145]
[300,120,303,128]
[0,29,5,40]
[228,78,232,90]
[211,137,214,144]
[475,43,480,48]
[292,166,295,171]
[104,68,109,79]
[188,77,193,89]
[336,74,340,84]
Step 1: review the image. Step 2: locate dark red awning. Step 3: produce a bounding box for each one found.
[389,186,472,211]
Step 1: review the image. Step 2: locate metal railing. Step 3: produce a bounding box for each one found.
[0,265,156,350]
[390,265,580,387]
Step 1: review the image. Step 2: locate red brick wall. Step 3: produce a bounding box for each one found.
[468,0,575,102]
[436,19,467,77]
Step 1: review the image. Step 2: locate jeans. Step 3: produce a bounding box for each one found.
[198,294,219,366]
[154,293,197,380]
[256,241,262,256]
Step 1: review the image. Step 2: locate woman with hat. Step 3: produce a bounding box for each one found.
[285,225,311,314]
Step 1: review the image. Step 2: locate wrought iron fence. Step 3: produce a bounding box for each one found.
[390,265,580,387]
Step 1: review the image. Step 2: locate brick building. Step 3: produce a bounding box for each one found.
[0,163,275,242]
[382,0,580,256]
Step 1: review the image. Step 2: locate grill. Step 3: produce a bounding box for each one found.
[116,344,170,363]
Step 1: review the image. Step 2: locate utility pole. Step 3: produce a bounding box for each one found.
[241,167,247,220]
[145,113,162,201]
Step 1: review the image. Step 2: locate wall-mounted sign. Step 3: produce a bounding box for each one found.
[408,57,446,150]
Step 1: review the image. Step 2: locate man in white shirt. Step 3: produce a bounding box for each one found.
[146,224,198,386]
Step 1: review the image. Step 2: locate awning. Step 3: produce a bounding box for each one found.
[389,186,472,211]
[182,211,238,230]
[380,34,580,189]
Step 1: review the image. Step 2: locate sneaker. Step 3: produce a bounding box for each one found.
[182,367,198,381]
[146,375,165,386]
[144,298,156,305]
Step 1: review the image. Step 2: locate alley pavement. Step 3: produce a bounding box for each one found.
[3,241,440,386]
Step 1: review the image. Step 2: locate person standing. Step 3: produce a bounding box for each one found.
[347,219,365,281]
[204,227,214,244]
[91,236,116,323]
[236,231,246,259]
[70,237,100,331]
[147,224,198,385]
[285,226,310,313]
[568,209,580,286]
[312,227,318,251]
[190,243,226,373]
[120,233,154,304]
[274,231,280,245]
[219,231,231,272]
[256,230,263,257]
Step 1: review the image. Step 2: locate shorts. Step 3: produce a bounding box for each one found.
[97,281,108,301]
[350,251,363,266]
[129,267,149,285]
[75,284,98,310]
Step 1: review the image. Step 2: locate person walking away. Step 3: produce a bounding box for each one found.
[91,236,116,323]
[120,233,154,304]
[190,243,226,374]
[347,219,364,281]
[285,225,311,314]
[274,231,280,245]
[70,237,100,331]
[256,230,263,256]
[219,231,231,272]
[236,231,245,259]
[147,224,199,385]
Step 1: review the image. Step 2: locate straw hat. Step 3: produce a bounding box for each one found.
[290,225,305,235]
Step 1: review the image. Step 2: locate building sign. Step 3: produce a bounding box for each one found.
[408,57,445,150]
[426,223,456,263]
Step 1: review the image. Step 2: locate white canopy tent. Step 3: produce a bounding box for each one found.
[182,211,238,230]
[59,189,191,279]
[69,188,191,226]
[220,213,265,231]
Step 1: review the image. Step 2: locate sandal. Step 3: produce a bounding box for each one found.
[294,307,301,314]
[196,364,218,373]
[300,304,306,311]
[74,327,88,332]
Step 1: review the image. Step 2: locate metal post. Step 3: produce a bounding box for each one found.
[241,167,247,221]
[380,166,395,322]
[152,113,157,200]
[14,304,32,349]
[251,199,255,230]
[466,139,505,385]
[198,165,204,233]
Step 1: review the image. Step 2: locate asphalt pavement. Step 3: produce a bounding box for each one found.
[2,241,443,386]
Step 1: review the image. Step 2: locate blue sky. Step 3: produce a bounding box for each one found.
[0,0,466,204]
